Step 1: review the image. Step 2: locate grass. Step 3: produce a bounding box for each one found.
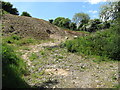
[40,50,45,55]
[29,53,38,61]
[2,43,30,88]
[2,34,52,47]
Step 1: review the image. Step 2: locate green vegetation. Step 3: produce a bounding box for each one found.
[53,17,71,29]
[64,17,120,61]
[3,35,38,46]
[72,12,90,28]
[2,43,29,88]
[2,0,119,88]
[29,53,38,61]
[2,1,19,15]
[21,11,31,17]
[64,1,120,61]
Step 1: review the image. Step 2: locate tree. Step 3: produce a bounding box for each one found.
[49,19,53,24]
[53,17,71,29]
[21,11,31,17]
[72,12,90,28]
[2,1,19,15]
[53,17,64,26]
[62,18,71,28]
[69,22,77,30]
[99,1,120,22]
[80,19,103,32]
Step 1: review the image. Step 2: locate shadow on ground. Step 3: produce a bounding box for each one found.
[33,79,59,88]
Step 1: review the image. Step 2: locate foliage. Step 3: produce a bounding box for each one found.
[99,1,120,21]
[3,35,37,46]
[64,19,120,60]
[78,19,111,32]
[69,22,77,30]
[49,19,53,24]
[72,12,90,28]
[2,43,29,88]
[2,1,19,15]
[29,53,38,61]
[21,11,31,17]
[53,17,71,29]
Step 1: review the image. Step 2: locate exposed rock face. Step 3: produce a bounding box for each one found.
[2,14,65,39]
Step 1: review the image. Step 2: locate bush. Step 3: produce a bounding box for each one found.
[3,35,36,46]
[21,11,31,17]
[49,19,53,24]
[2,43,29,88]
[64,23,120,60]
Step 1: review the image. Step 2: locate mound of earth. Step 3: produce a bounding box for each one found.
[2,14,66,39]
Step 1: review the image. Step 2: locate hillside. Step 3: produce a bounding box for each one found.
[2,14,119,88]
[2,14,66,40]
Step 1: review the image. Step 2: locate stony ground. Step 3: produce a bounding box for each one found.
[19,39,118,88]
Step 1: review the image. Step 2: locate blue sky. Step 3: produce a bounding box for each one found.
[10,2,106,21]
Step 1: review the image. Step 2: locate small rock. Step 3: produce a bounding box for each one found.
[95,80,100,83]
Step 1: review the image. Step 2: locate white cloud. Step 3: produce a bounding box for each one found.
[89,10,98,14]
[88,0,106,4]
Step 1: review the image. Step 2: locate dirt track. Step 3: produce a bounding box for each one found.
[19,37,118,88]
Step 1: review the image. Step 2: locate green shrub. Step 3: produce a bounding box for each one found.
[3,35,36,46]
[64,23,120,60]
[3,35,21,44]
[16,38,35,46]
[2,43,29,88]
[21,11,31,17]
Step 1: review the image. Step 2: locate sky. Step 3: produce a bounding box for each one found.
[5,1,108,21]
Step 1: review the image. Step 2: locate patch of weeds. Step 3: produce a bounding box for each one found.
[112,76,117,80]
[21,47,31,51]
[46,47,53,50]
[12,35,21,40]
[39,70,45,75]
[111,72,117,80]
[3,35,21,44]
[92,55,111,63]
[40,50,45,55]
[56,55,64,59]
[16,37,35,46]
[113,84,120,88]
[29,53,38,61]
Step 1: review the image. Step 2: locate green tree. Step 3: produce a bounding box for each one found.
[2,1,19,15]
[80,19,102,32]
[72,12,90,28]
[49,19,53,24]
[69,22,77,30]
[53,17,64,26]
[62,18,71,28]
[53,17,71,29]
[99,1,120,22]
[21,11,31,17]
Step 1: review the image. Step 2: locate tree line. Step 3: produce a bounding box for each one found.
[49,2,120,32]
[1,1,31,17]
[49,12,111,32]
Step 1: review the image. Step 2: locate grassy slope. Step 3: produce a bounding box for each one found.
[2,43,30,88]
